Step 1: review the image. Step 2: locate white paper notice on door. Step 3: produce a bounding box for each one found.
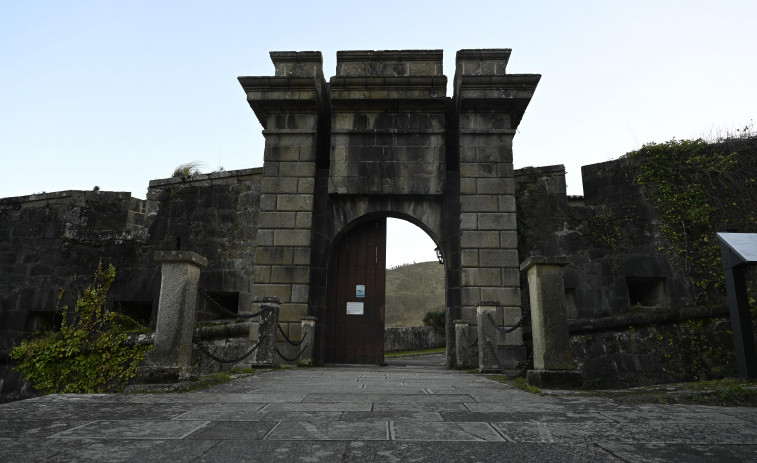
[346,302,364,315]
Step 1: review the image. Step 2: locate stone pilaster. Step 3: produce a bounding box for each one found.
[453,49,540,326]
[239,52,326,326]
[454,320,475,368]
[299,316,316,366]
[521,256,582,388]
[147,251,207,380]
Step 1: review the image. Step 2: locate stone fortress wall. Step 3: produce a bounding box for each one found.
[1,49,752,397]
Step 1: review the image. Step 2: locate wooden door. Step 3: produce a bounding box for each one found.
[325,219,386,364]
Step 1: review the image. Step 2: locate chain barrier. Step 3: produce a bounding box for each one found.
[191,333,262,364]
[485,309,530,334]
[278,324,307,347]
[479,308,532,378]
[275,326,309,362]
[198,288,275,319]
[276,344,309,362]
[485,339,532,379]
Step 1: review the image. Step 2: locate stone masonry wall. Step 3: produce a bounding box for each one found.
[0,169,262,400]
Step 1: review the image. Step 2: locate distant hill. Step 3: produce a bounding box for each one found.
[385,261,445,327]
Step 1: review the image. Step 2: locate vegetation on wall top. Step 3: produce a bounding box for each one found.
[623,129,757,305]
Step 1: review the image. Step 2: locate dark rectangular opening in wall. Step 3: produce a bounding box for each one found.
[114,301,153,327]
[626,277,666,307]
[25,311,62,332]
[198,292,239,322]
[565,288,577,319]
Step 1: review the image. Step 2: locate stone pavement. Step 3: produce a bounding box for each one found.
[2,354,757,462]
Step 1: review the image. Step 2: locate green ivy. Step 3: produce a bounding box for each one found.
[624,137,757,304]
[10,261,151,393]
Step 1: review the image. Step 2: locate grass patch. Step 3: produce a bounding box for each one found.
[544,378,757,407]
[486,375,541,395]
[183,368,266,392]
[384,347,446,358]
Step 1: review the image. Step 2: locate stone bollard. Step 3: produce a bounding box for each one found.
[455,320,477,369]
[476,304,499,373]
[248,296,282,366]
[299,316,316,366]
[520,256,582,389]
[143,251,207,383]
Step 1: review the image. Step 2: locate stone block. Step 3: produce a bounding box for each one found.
[461,230,500,248]
[296,212,312,228]
[460,162,496,178]
[270,265,309,284]
[462,267,501,287]
[502,268,520,286]
[298,177,315,193]
[460,195,498,212]
[274,229,311,247]
[262,176,298,194]
[475,146,513,163]
[480,287,520,306]
[277,194,314,212]
[461,287,481,307]
[255,246,294,266]
[460,249,478,267]
[293,247,311,265]
[280,303,307,322]
[259,194,277,212]
[259,211,296,229]
[459,213,477,231]
[278,161,316,178]
[256,229,274,246]
[498,195,516,212]
[478,249,519,267]
[269,133,316,148]
[291,284,309,303]
[499,231,518,249]
[267,146,301,162]
[253,265,272,284]
[475,178,505,195]
[478,213,517,230]
[460,178,477,195]
[461,305,478,323]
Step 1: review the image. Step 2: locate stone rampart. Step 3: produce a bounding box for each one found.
[384,326,446,352]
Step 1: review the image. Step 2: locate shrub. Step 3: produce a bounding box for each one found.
[423,310,445,330]
[10,261,151,393]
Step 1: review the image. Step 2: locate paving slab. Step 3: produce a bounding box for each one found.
[2,353,757,461]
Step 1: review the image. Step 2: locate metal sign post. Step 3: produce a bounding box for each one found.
[717,232,757,379]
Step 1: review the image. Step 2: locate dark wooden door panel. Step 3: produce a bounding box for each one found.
[325,219,386,364]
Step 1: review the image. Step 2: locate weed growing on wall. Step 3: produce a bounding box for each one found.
[624,137,757,305]
[10,261,151,393]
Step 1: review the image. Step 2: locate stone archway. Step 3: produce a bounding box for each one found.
[239,48,539,367]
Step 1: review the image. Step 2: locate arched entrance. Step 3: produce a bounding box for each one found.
[325,218,387,364]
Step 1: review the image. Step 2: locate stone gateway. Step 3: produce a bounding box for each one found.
[239,49,539,367]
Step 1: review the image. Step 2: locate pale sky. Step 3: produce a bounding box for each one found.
[2,1,755,267]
